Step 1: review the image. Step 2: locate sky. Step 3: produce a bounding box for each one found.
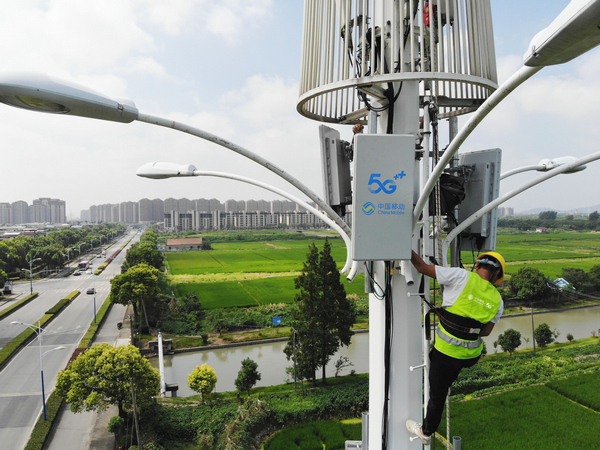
[1,0,599,219]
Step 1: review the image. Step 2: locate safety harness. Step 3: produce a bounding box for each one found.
[419,276,486,342]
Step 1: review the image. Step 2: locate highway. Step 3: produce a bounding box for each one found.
[0,230,139,449]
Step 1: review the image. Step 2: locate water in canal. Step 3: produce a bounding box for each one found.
[152,332,369,396]
[151,305,600,396]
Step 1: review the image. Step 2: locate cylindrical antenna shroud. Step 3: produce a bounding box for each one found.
[298,0,498,123]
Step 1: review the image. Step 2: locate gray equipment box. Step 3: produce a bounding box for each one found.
[352,134,414,261]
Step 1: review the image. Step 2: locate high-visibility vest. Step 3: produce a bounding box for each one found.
[434,272,502,359]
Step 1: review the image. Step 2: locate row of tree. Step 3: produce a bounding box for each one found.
[110,229,166,334]
[507,265,600,300]
[498,211,600,231]
[495,323,558,356]
[0,223,125,290]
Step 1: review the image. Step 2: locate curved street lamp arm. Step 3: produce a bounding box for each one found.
[500,165,546,180]
[136,113,352,237]
[441,151,600,265]
[192,170,353,275]
[412,65,543,232]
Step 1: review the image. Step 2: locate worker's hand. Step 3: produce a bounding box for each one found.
[353,124,364,134]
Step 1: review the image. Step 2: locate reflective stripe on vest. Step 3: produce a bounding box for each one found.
[437,328,482,349]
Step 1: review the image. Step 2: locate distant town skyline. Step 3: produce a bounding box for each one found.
[80,196,312,224]
[2,195,598,227]
[0,198,66,225]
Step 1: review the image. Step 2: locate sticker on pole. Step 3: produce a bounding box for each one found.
[352,134,414,261]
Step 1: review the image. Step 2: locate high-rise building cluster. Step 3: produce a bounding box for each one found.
[497,207,515,217]
[0,198,66,225]
[81,197,329,231]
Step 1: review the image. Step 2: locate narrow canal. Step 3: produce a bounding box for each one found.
[151,305,600,396]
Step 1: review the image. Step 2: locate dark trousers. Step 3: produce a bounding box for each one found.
[422,347,480,436]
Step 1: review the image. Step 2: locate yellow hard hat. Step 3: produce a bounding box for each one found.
[476,252,506,286]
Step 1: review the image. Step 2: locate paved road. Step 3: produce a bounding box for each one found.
[0,231,139,449]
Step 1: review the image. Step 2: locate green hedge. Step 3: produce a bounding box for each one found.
[0,293,39,320]
[45,291,79,315]
[24,391,63,450]
[78,295,113,348]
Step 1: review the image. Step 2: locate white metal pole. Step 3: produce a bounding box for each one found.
[367,3,423,445]
[37,322,46,420]
[158,332,166,397]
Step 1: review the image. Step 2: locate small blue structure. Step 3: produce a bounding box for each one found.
[552,278,570,289]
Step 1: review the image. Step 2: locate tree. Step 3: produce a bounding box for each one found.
[107,415,125,442]
[188,364,217,401]
[538,210,557,220]
[561,268,591,292]
[284,239,356,385]
[121,241,164,273]
[587,264,600,292]
[0,269,6,290]
[497,328,522,356]
[589,211,600,222]
[334,356,354,377]
[509,267,550,300]
[234,358,261,397]
[55,344,160,418]
[110,263,163,329]
[534,323,555,350]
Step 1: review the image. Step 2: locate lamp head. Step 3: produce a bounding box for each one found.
[538,156,587,173]
[524,0,600,67]
[0,72,139,123]
[136,161,197,179]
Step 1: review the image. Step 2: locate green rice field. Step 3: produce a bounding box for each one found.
[440,371,600,448]
[166,231,600,308]
[175,274,366,309]
[462,231,600,276]
[265,370,600,449]
[167,239,348,275]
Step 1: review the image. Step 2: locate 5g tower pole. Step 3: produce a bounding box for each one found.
[298,1,498,447]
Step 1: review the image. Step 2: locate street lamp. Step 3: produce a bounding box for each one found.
[136,161,356,278]
[9,321,65,420]
[64,247,72,270]
[524,0,600,67]
[25,257,41,295]
[0,73,350,237]
[441,151,600,263]
[500,156,587,180]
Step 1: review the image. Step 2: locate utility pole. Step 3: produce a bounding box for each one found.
[298,1,498,447]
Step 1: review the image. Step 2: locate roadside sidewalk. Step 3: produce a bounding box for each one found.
[46,304,132,450]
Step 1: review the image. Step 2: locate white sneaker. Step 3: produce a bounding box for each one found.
[406,419,431,445]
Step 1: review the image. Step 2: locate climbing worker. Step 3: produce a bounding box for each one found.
[406,250,505,445]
